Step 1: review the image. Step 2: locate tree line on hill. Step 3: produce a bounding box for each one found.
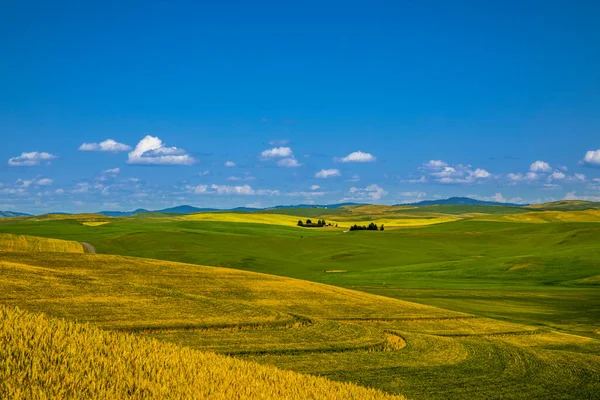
[349,222,384,231]
[297,219,336,228]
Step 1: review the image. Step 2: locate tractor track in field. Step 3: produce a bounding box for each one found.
[80,242,96,254]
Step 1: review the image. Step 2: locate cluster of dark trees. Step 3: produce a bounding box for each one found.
[297,219,336,228]
[349,222,384,231]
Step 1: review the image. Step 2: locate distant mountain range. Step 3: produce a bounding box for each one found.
[0,211,31,218]
[96,203,360,217]
[0,198,539,218]
[397,197,527,207]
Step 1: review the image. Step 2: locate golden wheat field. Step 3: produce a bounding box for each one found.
[1,241,599,399]
[0,306,402,400]
[0,233,84,253]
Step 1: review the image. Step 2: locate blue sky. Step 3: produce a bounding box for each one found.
[1,0,600,213]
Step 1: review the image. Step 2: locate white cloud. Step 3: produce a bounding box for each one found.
[16,178,53,188]
[261,147,293,158]
[423,160,448,169]
[189,184,279,196]
[210,184,279,196]
[339,151,376,163]
[310,185,321,190]
[127,135,195,165]
[530,160,551,173]
[399,191,427,198]
[79,139,131,152]
[277,157,301,167]
[565,192,600,202]
[582,149,600,167]
[574,173,586,182]
[417,160,491,184]
[198,170,210,176]
[102,168,120,177]
[36,178,53,186]
[347,174,361,182]
[403,176,428,184]
[8,152,57,167]
[548,171,566,181]
[193,185,208,194]
[287,191,325,198]
[227,175,255,182]
[508,172,539,182]
[471,169,491,179]
[224,161,236,167]
[348,184,388,200]
[315,169,341,179]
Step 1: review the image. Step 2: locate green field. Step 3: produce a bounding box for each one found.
[0,203,599,399]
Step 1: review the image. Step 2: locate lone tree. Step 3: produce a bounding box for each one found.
[380,224,385,231]
[297,220,304,227]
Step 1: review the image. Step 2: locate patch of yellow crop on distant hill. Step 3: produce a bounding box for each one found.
[82,221,110,226]
[474,210,600,223]
[0,234,84,253]
[179,212,333,227]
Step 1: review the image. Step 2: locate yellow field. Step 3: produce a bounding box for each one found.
[0,306,402,400]
[179,211,457,229]
[0,239,599,398]
[82,221,111,226]
[179,212,308,227]
[0,233,84,253]
[474,210,600,223]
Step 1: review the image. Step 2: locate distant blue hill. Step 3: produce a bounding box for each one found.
[97,209,149,217]
[398,197,526,207]
[268,202,361,210]
[0,211,31,218]
[96,203,361,217]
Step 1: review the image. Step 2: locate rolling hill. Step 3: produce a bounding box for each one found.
[0,306,401,399]
[0,211,30,218]
[399,196,526,207]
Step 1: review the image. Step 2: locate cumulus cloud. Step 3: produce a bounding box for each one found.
[277,158,301,167]
[347,174,361,183]
[287,191,325,198]
[315,169,341,179]
[210,184,279,196]
[16,178,53,188]
[8,152,57,167]
[339,151,376,163]
[417,160,491,184]
[224,161,236,167]
[36,178,53,186]
[582,149,600,167]
[399,191,427,198]
[310,185,321,190]
[508,172,539,182]
[548,171,566,182]
[530,161,551,172]
[102,168,120,178]
[189,184,280,196]
[423,160,448,169]
[261,147,293,158]
[79,139,131,152]
[127,136,195,165]
[227,175,255,182]
[565,192,600,202]
[348,184,388,200]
